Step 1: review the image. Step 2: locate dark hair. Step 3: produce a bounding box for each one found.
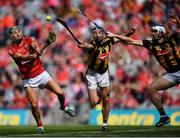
[8,26,21,36]
[92,27,103,32]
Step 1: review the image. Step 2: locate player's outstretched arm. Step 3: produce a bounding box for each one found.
[31,38,43,56]
[107,32,143,46]
[107,28,135,44]
[123,28,136,37]
[9,50,38,61]
[78,42,94,49]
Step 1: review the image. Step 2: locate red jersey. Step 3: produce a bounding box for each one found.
[9,37,44,79]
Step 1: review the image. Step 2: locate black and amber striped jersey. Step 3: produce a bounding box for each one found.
[142,32,180,73]
[87,36,115,73]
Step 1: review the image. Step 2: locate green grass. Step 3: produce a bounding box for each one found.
[0,125,180,137]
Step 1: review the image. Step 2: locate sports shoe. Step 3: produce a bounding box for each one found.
[102,124,108,131]
[37,127,44,134]
[156,116,170,127]
[60,106,76,117]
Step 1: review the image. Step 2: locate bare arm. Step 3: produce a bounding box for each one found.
[31,37,42,56]
[9,50,38,61]
[107,28,136,44]
[107,32,143,46]
[78,42,94,49]
[123,28,136,37]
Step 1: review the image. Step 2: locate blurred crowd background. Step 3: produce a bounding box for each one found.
[0,0,180,124]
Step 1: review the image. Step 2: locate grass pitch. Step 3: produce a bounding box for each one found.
[0,125,180,137]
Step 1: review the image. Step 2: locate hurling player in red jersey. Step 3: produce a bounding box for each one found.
[8,26,76,134]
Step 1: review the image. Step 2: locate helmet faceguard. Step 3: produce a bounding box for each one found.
[92,27,104,33]
[8,26,21,37]
[8,26,23,42]
[151,25,166,39]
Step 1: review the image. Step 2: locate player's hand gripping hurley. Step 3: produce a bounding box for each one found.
[38,31,56,55]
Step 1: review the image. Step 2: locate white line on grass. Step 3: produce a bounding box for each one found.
[6,128,179,137]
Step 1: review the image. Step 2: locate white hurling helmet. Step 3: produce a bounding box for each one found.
[151,25,166,37]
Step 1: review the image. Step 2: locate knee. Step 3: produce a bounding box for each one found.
[31,102,38,109]
[147,86,157,95]
[102,97,109,105]
[90,100,99,107]
[56,90,65,97]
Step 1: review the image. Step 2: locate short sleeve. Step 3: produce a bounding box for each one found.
[109,36,115,45]
[8,49,14,56]
[142,40,151,49]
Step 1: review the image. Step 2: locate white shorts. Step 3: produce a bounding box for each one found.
[162,70,180,84]
[85,69,110,89]
[22,71,52,88]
